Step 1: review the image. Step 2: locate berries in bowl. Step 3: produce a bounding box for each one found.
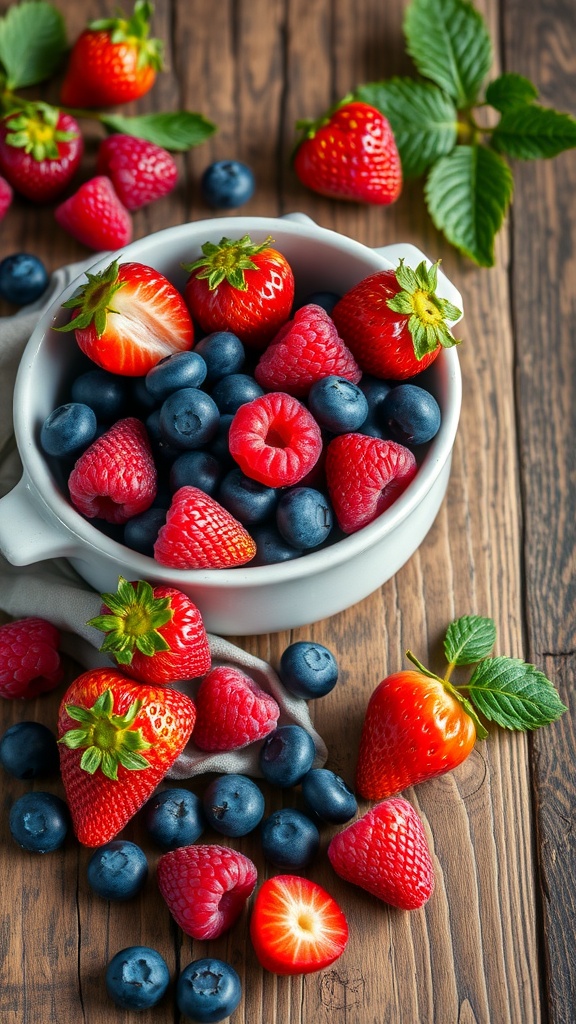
[0,215,462,634]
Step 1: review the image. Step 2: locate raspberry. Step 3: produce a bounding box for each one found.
[153,486,256,569]
[0,617,62,699]
[254,304,361,397]
[96,134,178,211]
[0,174,12,221]
[325,432,418,533]
[192,665,280,751]
[228,391,323,487]
[68,417,157,524]
[55,175,132,250]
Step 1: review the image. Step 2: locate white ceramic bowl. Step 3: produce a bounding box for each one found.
[0,214,462,635]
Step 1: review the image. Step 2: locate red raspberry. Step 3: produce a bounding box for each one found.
[68,417,157,524]
[228,391,323,487]
[55,176,132,250]
[192,665,280,751]
[325,432,417,533]
[96,134,178,211]
[254,304,361,397]
[157,843,258,940]
[0,174,12,220]
[0,617,63,699]
[153,486,256,569]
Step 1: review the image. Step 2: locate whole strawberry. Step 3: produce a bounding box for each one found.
[60,0,163,109]
[57,667,196,846]
[0,104,82,203]
[153,486,256,569]
[96,134,178,211]
[332,259,462,379]
[325,433,417,533]
[293,100,402,205]
[54,177,132,251]
[0,617,62,699]
[68,417,157,524]
[88,577,211,685]
[192,665,280,752]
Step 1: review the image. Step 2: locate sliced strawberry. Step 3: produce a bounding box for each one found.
[153,485,256,569]
[192,665,280,751]
[68,417,157,524]
[250,875,349,975]
[228,391,323,487]
[325,432,417,533]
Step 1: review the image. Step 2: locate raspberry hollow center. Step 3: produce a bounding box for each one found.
[265,426,289,449]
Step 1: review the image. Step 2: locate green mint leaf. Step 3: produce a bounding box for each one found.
[403,0,492,108]
[444,615,497,665]
[356,78,457,178]
[467,656,567,731]
[491,103,576,160]
[485,73,538,113]
[0,1,67,89]
[424,144,514,267]
[100,111,217,151]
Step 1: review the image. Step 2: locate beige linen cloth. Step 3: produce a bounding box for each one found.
[0,258,327,778]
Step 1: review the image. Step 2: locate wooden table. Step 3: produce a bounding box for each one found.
[1,1,575,1021]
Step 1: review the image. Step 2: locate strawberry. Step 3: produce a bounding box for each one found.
[254,304,361,397]
[192,665,280,752]
[332,259,462,380]
[327,797,434,911]
[249,875,349,975]
[228,392,323,487]
[56,258,194,376]
[0,174,13,220]
[96,134,178,211]
[0,617,62,699]
[0,104,82,203]
[54,177,133,252]
[68,417,157,524]
[293,100,402,205]
[153,485,256,569]
[157,843,258,940]
[87,576,211,685]
[183,234,295,350]
[325,433,417,533]
[57,667,196,846]
[60,0,163,109]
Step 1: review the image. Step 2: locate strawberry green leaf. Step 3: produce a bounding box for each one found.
[491,104,576,160]
[99,111,216,152]
[0,1,67,90]
[467,657,567,731]
[444,615,497,665]
[355,78,457,178]
[424,144,514,267]
[485,73,539,113]
[403,0,492,108]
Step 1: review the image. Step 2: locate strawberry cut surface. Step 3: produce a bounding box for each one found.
[157,844,257,940]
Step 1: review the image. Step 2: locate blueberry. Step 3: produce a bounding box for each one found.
[106,946,170,1010]
[40,402,97,457]
[145,350,208,400]
[87,840,148,900]
[0,721,59,779]
[210,373,264,415]
[206,413,235,467]
[176,958,242,1022]
[381,383,441,445]
[250,523,303,565]
[259,724,316,787]
[279,640,339,699]
[123,506,168,556]
[194,331,245,383]
[299,290,341,315]
[201,159,256,209]
[218,467,278,525]
[301,768,358,824]
[159,387,220,449]
[0,252,49,305]
[358,375,393,438]
[71,369,129,422]
[130,375,160,416]
[202,773,265,837]
[308,375,369,434]
[169,450,223,496]
[144,788,205,850]
[260,807,320,869]
[9,791,69,852]
[276,487,333,549]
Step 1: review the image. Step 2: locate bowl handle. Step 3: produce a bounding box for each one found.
[0,477,77,566]
[373,242,464,322]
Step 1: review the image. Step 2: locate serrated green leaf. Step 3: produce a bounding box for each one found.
[356,78,458,178]
[0,1,67,89]
[485,73,538,113]
[424,144,514,267]
[404,0,493,108]
[491,103,576,160]
[468,656,567,731]
[100,111,216,152]
[444,615,497,665]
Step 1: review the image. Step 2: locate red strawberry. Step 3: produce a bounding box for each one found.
[55,177,132,251]
[355,669,478,800]
[153,485,256,569]
[192,665,280,752]
[250,875,349,975]
[228,392,323,487]
[293,100,402,205]
[68,417,157,524]
[56,258,194,376]
[332,259,462,380]
[183,234,295,350]
[60,0,163,108]
[87,576,211,684]
[0,174,13,220]
[157,843,257,940]
[96,134,178,211]
[325,433,417,533]
[327,797,435,910]
[254,304,361,397]
[0,617,62,699]
[0,105,82,203]
[57,667,196,846]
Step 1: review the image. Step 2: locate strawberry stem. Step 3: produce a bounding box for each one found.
[87,577,173,666]
[405,649,489,740]
[58,688,152,780]
[182,234,274,292]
